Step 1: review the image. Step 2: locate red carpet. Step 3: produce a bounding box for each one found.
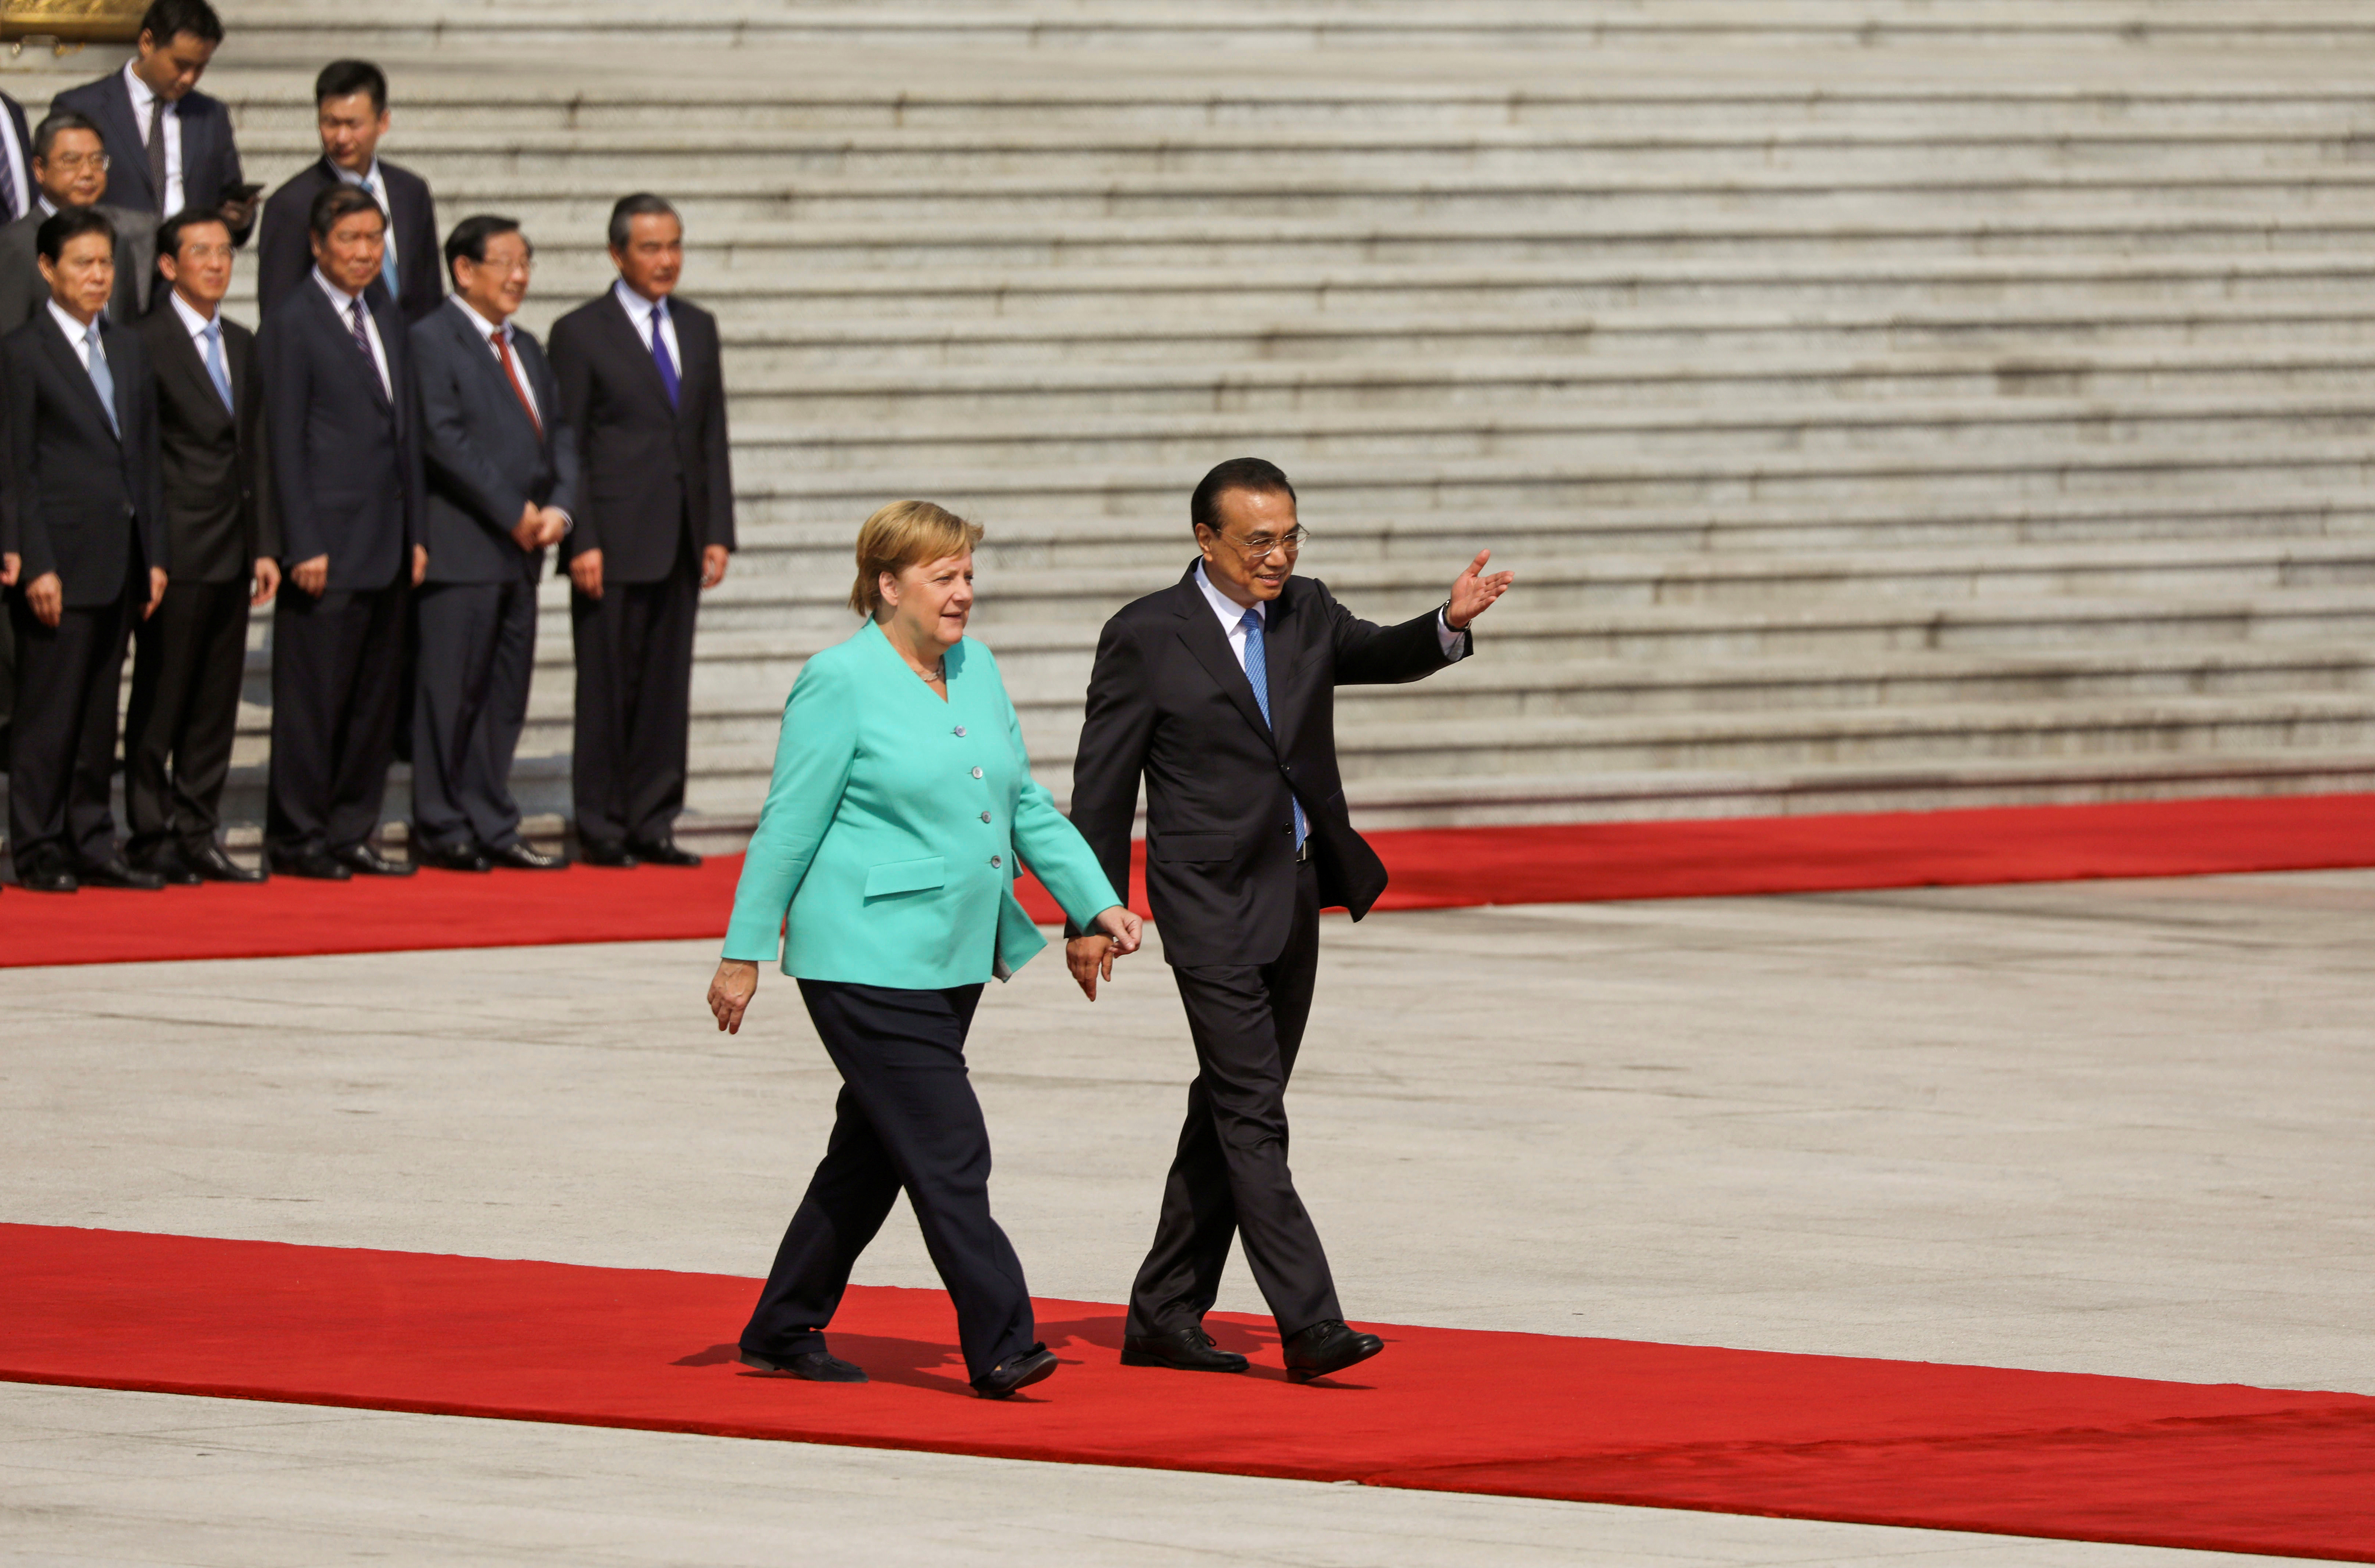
[6,794,2375,967]
[4,1226,2370,1560]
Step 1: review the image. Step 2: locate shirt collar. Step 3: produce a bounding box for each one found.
[1193,561,1264,628]
[311,266,363,310]
[122,63,162,120]
[36,195,56,217]
[448,294,509,344]
[47,297,97,345]
[611,276,666,325]
[332,157,383,193]
[169,288,217,338]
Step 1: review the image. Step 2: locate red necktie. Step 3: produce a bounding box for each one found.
[491,328,542,436]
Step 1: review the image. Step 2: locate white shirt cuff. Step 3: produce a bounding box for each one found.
[1436,607,1469,660]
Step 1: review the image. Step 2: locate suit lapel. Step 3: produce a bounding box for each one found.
[155,311,231,427]
[1262,584,1305,756]
[309,282,391,412]
[447,303,541,442]
[1169,569,1274,745]
[37,313,118,441]
[603,288,679,414]
[100,76,152,211]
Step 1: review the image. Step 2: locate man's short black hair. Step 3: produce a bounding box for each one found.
[315,59,388,112]
[607,192,679,252]
[308,182,385,241]
[158,206,231,260]
[38,206,116,265]
[32,109,102,164]
[139,0,224,46]
[445,214,528,286]
[1191,457,1297,537]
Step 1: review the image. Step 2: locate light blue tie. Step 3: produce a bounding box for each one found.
[1238,607,1306,849]
[367,174,398,300]
[201,318,232,412]
[84,320,118,436]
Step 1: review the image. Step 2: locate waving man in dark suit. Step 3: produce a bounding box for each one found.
[408,214,577,872]
[1066,457,1513,1383]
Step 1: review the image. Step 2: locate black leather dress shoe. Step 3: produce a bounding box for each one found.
[132,843,205,886]
[270,848,352,881]
[628,837,702,868]
[79,856,167,890]
[1121,1326,1249,1374]
[576,837,639,868]
[972,1343,1059,1400]
[1281,1319,1385,1383]
[184,842,266,883]
[737,1347,867,1383]
[486,841,567,870]
[336,843,415,877]
[16,856,79,893]
[415,840,492,873]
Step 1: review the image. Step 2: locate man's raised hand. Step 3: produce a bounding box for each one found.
[1447,548,1515,630]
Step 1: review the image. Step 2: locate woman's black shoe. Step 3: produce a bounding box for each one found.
[972,1344,1058,1399]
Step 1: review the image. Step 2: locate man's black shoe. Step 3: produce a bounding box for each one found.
[972,1343,1058,1400]
[628,836,702,867]
[336,843,415,877]
[79,856,167,891]
[416,840,492,873]
[1281,1319,1384,1384]
[737,1347,868,1383]
[577,837,639,868]
[271,848,352,881]
[16,854,79,893]
[1121,1326,1249,1373]
[486,842,567,870]
[184,842,266,883]
[132,844,204,886]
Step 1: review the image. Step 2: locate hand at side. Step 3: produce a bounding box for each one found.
[709,959,759,1034]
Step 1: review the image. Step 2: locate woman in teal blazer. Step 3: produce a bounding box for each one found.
[707,501,1141,1400]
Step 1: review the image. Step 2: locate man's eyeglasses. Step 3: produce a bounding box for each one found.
[1214,526,1309,562]
[45,153,109,174]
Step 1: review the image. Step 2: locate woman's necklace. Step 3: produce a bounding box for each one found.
[916,657,945,684]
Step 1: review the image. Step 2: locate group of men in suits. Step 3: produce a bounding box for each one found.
[0,0,738,891]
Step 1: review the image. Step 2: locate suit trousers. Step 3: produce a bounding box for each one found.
[6,580,133,874]
[411,577,537,853]
[569,539,696,847]
[265,580,406,858]
[1127,856,1341,1340]
[124,579,250,859]
[740,979,1038,1383]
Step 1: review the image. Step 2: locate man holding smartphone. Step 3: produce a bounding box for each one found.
[49,0,254,240]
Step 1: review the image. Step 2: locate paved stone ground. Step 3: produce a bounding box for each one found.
[6,871,2371,1564]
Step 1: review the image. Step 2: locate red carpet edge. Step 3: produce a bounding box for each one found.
[6,793,2375,967]
[3,1227,2371,1560]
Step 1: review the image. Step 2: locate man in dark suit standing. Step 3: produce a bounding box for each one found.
[258,184,425,881]
[48,0,254,239]
[0,208,169,893]
[123,208,277,884]
[409,215,577,872]
[255,60,439,327]
[547,193,733,868]
[0,87,32,776]
[1066,457,1513,1382]
[0,112,156,328]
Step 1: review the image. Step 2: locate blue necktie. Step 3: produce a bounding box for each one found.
[1238,607,1305,849]
[366,174,398,301]
[201,318,232,412]
[648,302,680,408]
[84,320,118,436]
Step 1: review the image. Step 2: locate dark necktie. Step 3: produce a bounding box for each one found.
[648,303,680,408]
[491,328,542,436]
[145,97,168,214]
[0,138,17,224]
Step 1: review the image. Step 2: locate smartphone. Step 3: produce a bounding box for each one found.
[218,181,265,205]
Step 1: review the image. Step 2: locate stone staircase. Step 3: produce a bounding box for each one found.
[11,0,2374,845]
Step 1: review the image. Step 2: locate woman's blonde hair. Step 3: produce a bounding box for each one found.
[849,500,986,618]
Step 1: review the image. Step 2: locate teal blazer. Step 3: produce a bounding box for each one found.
[722,621,1124,988]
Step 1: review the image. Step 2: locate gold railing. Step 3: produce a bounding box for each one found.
[2,0,144,47]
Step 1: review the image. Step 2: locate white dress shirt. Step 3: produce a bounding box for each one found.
[122,63,184,213]
[449,296,541,426]
[47,298,98,367]
[313,267,391,401]
[1192,560,1466,672]
[167,286,217,343]
[612,277,681,369]
[0,102,31,223]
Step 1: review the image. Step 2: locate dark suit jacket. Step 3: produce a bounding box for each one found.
[0,205,154,329]
[547,288,734,583]
[133,298,274,584]
[1,94,31,223]
[412,300,579,585]
[258,277,422,593]
[49,71,247,237]
[256,157,440,327]
[1,310,165,607]
[1067,563,1466,968]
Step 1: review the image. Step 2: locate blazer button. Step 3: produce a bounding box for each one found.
[980,811,992,823]
[990,855,1002,868]
[971,767,984,779]
[953,725,966,737]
